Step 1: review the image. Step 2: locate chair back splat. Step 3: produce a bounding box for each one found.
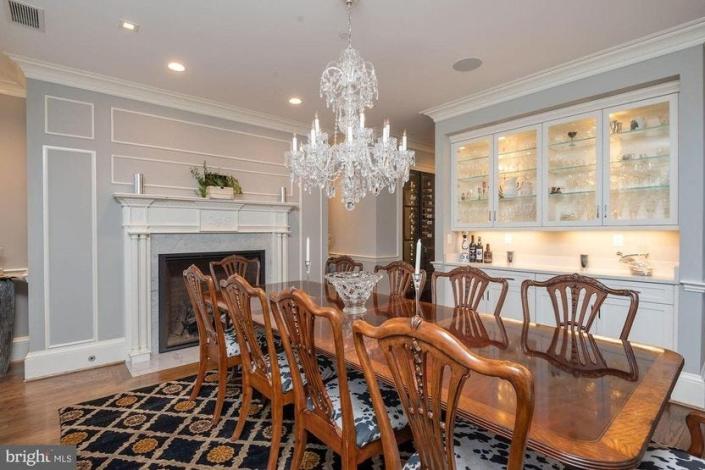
[210,254,261,289]
[374,261,426,298]
[353,316,534,470]
[432,266,509,315]
[521,273,639,340]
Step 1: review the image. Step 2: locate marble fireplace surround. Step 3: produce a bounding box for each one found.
[114,193,297,374]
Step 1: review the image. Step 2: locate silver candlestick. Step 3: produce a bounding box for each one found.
[412,272,422,317]
[305,260,312,280]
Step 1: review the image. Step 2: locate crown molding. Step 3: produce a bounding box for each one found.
[8,54,310,134]
[422,17,705,123]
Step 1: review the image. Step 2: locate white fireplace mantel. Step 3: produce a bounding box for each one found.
[113,193,298,366]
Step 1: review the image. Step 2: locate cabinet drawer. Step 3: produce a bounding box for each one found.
[596,278,675,305]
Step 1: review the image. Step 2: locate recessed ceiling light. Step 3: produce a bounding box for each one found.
[120,20,139,32]
[288,97,303,105]
[167,61,186,72]
[452,57,483,72]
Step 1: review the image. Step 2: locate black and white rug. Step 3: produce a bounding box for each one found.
[58,372,412,469]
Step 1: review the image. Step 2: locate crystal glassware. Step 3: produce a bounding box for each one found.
[325,271,383,314]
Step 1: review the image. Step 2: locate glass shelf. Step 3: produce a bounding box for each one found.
[548,163,596,173]
[458,174,489,181]
[609,154,669,166]
[549,189,596,197]
[610,124,669,139]
[500,194,536,201]
[497,147,536,158]
[457,155,490,163]
[548,135,596,149]
[610,184,669,193]
[498,167,536,175]
[459,198,490,203]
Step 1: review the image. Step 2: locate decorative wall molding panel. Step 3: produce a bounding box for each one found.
[10,336,29,363]
[671,371,705,409]
[42,146,98,349]
[45,95,94,139]
[114,193,296,365]
[12,54,309,135]
[422,18,705,122]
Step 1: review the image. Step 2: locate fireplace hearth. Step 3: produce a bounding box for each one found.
[158,250,265,353]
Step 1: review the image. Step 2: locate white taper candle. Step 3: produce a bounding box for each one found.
[306,237,310,264]
[415,239,422,274]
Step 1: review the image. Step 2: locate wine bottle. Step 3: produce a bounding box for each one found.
[484,243,493,264]
[476,237,484,263]
[469,235,476,262]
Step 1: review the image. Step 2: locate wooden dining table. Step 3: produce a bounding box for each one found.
[240,280,684,470]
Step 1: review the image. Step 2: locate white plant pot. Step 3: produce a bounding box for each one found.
[206,186,235,199]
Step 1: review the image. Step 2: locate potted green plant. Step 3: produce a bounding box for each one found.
[190,161,243,199]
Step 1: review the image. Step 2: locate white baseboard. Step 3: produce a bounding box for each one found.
[24,337,127,380]
[671,371,705,409]
[10,336,29,362]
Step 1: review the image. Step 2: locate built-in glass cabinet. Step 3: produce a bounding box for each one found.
[451,87,677,230]
[495,127,539,225]
[543,112,601,226]
[456,137,492,227]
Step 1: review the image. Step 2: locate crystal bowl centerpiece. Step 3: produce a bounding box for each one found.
[325,271,383,315]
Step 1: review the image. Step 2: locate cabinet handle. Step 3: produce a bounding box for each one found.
[603,203,607,219]
[488,210,492,222]
[596,205,600,219]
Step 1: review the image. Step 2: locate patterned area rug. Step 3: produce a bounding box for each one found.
[58,372,413,469]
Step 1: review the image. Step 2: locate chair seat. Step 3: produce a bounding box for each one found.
[223,326,272,357]
[402,420,705,469]
[309,368,408,448]
[275,351,336,392]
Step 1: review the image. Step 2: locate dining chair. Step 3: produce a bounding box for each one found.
[270,288,410,470]
[182,265,240,424]
[325,255,363,273]
[638,411,705,466]
[352,315,534,470]
[218,274,296,469]
[520,273,639,340]
[374,261,426,298]
[431,266,509,315]
[209,254,261,288]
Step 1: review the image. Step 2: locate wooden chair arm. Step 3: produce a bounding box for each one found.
[687,411,705,457]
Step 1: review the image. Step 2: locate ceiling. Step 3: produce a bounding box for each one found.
[1,1,705,146]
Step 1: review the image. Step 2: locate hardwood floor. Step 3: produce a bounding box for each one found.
[0,361,696,452]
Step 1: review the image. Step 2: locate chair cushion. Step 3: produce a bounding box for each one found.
[402,418,563,469]
[402,420,705,469]
[223,326,271,357]
[275,351,335,392]
[638,444,705,469]
[308,368,408,448]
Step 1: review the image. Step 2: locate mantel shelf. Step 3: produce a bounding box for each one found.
[113,192,298,210]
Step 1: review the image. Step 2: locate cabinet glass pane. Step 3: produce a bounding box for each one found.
[456,138,491,225]
[497,129,537,224]
[546,116,598,223]
[608,101,671,221]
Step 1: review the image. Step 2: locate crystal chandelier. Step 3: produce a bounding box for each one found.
[286,0,415,210]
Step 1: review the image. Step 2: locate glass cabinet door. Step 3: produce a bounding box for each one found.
[605,97,675,224]
[495,127,539,225]
[544,113,601,225]
[454,137,492,227]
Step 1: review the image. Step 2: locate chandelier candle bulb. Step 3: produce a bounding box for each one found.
[347,125,353,143]
[402,131,407,151]
[314,113,320,134]
[291,134,297,152]
[383,119,390,143]
[359,112,365,129]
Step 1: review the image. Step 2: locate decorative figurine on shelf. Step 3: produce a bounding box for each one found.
[630,119,639,131]
[617,251,653,276]
[191,161,243,199]
[459,233,470,263]
[567,131,577,147]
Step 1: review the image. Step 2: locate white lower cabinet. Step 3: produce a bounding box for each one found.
[432,263,677,350]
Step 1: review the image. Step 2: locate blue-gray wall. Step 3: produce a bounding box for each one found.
[434,45,705,374]
[25,79,324,354]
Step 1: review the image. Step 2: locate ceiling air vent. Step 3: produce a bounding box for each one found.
[7,0,44,31]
